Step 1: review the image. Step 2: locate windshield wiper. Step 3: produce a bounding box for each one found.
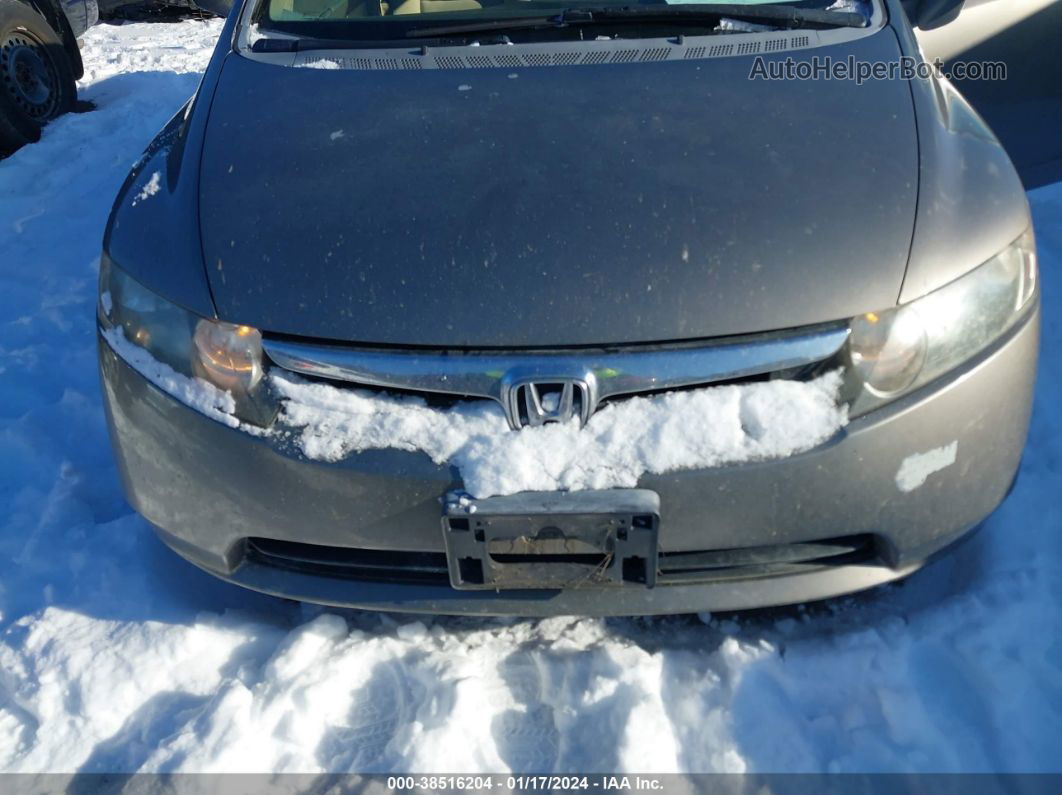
[405,3,866,39]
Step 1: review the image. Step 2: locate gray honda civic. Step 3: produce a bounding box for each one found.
[98,0,1039,615]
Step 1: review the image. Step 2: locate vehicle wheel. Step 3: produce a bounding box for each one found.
[42,0,84,80]
[0,0,77,155]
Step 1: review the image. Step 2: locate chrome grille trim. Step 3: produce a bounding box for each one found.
[263,325,849,423]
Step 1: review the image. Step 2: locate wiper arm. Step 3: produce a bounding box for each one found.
[406,3,866,39]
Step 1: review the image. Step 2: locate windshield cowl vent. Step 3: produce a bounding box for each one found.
[288,30,822,71]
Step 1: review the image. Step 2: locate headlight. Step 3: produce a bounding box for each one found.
[193,320,264,392]
[98,256,275,426]
[846,228,1037,416]
[849,309,927,396]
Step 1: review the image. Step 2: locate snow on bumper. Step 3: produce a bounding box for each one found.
[100,325,848,498]
[98,305,1036,612]
[101,303,1036,577]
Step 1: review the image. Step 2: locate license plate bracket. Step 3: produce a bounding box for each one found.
[441,490,660,590]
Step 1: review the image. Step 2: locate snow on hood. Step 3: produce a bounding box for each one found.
[273,371,847,498]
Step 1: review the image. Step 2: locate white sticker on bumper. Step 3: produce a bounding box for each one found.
[896,441,959,492]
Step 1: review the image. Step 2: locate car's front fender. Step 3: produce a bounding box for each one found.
[102,9,241,318]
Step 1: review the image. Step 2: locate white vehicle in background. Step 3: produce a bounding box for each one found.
[915,0,1062,188]
[914,0,1058,61]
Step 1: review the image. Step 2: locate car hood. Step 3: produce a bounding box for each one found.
[199,31,917,347]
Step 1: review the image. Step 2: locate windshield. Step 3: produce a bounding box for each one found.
[254,0,872,43]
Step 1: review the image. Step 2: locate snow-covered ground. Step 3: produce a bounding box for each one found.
[1,18,1060,774]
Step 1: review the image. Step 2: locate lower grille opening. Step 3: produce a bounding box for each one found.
[657,534,877,584]
[246,538,450,585]
[245,534,878,588]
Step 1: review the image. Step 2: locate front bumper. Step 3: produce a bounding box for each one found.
[99,306,1039,616]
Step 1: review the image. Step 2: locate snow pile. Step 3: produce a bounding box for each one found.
[274,372,847,498]
[74,18,224,84]
[0,18,1060,777]
[107,324,847,497]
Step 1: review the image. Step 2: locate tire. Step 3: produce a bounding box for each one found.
[36,0,83,80]
[0,0,77,155]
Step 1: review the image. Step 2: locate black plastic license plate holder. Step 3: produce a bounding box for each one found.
[441,490,660,590]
